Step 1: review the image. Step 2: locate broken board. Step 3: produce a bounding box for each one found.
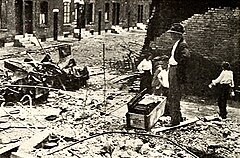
[151,117,199,134]
[0,142,21,155]
[17,129,51,154]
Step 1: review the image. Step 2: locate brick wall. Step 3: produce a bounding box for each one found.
[184,8,240,64]
[149,7,240,97]
[144,0,209,48]
[1,0,63,39]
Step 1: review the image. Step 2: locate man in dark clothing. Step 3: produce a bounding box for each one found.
[167,23,190,126]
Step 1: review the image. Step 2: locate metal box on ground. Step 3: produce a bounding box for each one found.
[126,94,166,130]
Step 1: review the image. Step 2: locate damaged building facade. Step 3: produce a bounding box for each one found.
[0,0,64,41]
[63,0,152,35]
[0,0,151,42]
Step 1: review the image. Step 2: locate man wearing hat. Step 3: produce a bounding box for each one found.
[166,23,190,126]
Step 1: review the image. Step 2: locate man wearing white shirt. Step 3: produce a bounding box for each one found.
[166,23,190,126]
[209,62,234,119]
[137,54,153,93]
[157,57,170,116]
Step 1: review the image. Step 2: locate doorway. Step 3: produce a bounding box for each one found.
[25,1,33,34]
[15,0,23,34]
[137,5,143,23]
[112,2,120,25]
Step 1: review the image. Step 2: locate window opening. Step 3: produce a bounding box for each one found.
[40,1,48,25]
[0,0,7,29]
[105,3,109,21]
[87,3,93,24]
[63,2,71,24]
[137,4,143,23]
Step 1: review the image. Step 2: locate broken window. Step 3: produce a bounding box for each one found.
[137,4,143,23]
[0,0,7,29]
[105,3,109,21]
[63,2,71,24]
[40,1,48,25]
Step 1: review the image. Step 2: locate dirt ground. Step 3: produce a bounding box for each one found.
[0,30,239,158]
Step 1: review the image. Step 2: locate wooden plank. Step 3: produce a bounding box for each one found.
[127,88,147,107]
[17,129,51,153]
[89,72,104,76]
[111,73,139,83]
[10,124,46,129]
[11,152,36,158]
[151,117,199,134]
[0,142,21,155]
[203,115,221,122]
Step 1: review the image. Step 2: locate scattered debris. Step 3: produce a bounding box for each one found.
[0,32,239,158]
[0,44,89,104]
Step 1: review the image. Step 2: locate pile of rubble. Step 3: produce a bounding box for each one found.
[0,44,89,104]
[0,33,239,158]
[159,116,240,158]
[1,71,239,157]
[0,87,195,158]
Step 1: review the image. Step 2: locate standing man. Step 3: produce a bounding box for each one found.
[137,53,153,94]
[167,23,190,126]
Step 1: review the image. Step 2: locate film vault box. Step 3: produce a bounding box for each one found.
[126,93,166,130]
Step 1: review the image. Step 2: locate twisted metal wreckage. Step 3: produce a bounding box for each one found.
[0,44,89,104]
